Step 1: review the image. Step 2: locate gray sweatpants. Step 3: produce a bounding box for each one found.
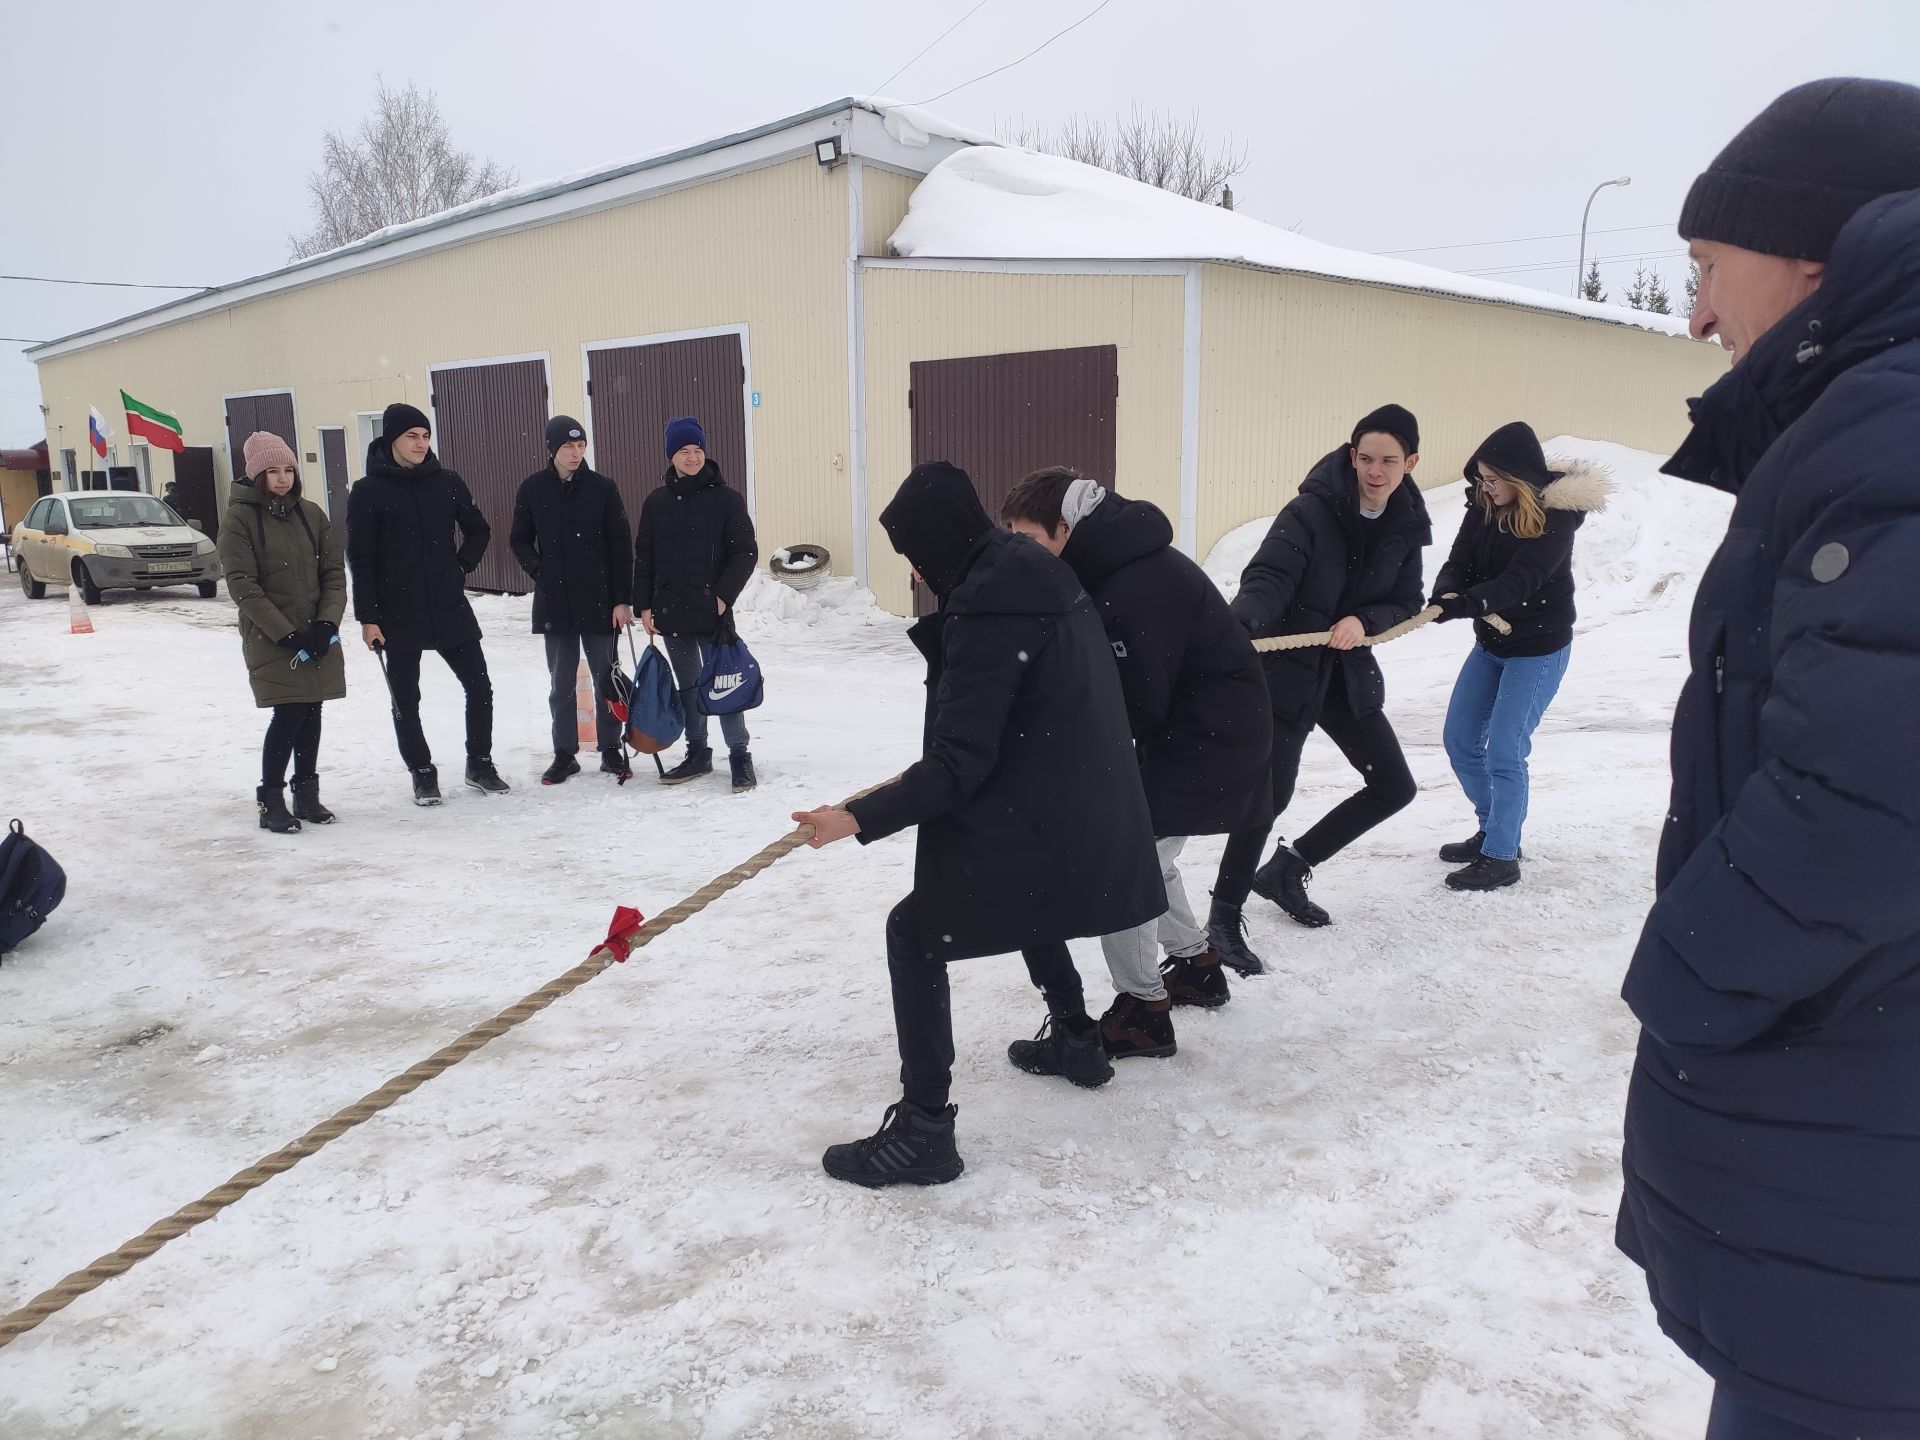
[1101,836,1210,1002]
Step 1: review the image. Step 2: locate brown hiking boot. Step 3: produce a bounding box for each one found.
[1100,992,1177,1059]
[1161,948,1231,1008]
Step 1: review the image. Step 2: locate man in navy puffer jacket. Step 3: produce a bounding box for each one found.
[1617,78,1920,1440]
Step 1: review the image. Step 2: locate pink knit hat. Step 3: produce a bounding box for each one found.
[241,430,297,480]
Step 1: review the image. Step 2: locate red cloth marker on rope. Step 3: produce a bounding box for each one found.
[600,906,646,962]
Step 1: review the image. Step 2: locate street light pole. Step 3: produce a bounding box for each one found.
[1575,175,1632,298]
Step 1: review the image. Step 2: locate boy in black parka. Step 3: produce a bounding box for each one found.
[793,462,1164,1187]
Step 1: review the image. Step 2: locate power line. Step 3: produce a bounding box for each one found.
[1463,247,1689,279]
[1,336,48,344]
[913,0,1116,106]
[867,0,995,101]
[1377,222,1675,257]
[1,272,210,291]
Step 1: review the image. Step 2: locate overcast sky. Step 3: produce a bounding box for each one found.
[4,0,1918,449]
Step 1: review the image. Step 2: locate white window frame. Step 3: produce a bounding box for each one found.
[579,323,756,515]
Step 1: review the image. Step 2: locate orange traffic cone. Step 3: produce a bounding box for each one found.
[68,583,94,635]
[576,659,596,748]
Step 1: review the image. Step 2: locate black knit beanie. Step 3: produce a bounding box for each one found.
[1679,77,1920,261]
[1469,422,1558,493]
[546,415,586,457]
[381,403,431,444]
[1351,403,1419,458]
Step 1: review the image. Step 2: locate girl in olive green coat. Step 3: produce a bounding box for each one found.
[217,432,347,833]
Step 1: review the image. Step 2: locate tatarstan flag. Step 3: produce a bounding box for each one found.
[121,390,185,452]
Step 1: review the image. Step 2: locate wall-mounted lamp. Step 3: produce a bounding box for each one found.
[815,136,843,168]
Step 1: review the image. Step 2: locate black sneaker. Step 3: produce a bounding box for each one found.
[465,758,511,795]
[542,753,582,786]
[1162,949,1231,1008]
[289,776,335,825]
[659,748,713,785]
[599,749,633,782]
[1438,832,1522,865]
[255,784,302,834]
[1206,899,1265,977]
[729,748,757,793]
[1008,1014,1115,1086]
[1251,844,1332,928]
[1446,856,1522,892]
[822,1102,965,1188]
[411,766,443,807]
[1100,992,1177,1060]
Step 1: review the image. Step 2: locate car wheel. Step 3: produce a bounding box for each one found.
[19,563,45,600]
[198,580,219,599]
[72,559,104,606]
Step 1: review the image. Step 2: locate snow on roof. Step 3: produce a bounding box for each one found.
[888,146,1696,338]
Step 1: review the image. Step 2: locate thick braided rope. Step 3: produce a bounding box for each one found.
[0,783,888,1352]
[1252,604,1510,653]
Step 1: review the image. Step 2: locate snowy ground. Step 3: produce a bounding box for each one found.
[1,439,1729,1440]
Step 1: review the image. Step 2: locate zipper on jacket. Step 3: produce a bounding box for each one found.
[1713,654,1725,695]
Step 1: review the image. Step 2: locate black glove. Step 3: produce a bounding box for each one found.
[302,620,337,656]
[277,630,303,651]
[1432,592,1483,623]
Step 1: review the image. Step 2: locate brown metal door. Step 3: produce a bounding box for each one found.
[319,427,350,524]
[429,359,549,594]
[224,392,297,485]
[905,344,1118,614]
[586,333,748,528]
[171,447,221,540]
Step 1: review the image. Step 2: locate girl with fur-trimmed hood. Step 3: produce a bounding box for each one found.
[1430,421,1610,891]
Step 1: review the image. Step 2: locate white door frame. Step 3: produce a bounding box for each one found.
[220,386,302,486]
[580,323,756,515]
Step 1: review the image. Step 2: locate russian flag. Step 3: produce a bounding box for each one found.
[87,407,110,459]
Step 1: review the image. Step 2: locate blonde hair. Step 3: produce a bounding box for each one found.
[1478,463,1548,540]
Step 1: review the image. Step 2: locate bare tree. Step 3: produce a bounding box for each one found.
[999,106,1248,205]
[290,79,518,259]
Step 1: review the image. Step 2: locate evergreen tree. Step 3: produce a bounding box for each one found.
[1624,264,1651,311]
[1580,259,1607,303]
[1647,267,1673,316]
[1685,260,1700,313]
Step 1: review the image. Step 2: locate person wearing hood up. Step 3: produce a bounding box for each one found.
[347,402,507,805]
[1430,421,1610,892]
[1211,405,1431,945]
[216,431,347,834]
[1616,78,1920,1440]
[792,462,1164,1187]
[510,415,635,785]
[1000,467,1271,1059]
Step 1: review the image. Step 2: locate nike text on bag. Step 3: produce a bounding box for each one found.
[624,643,686,756]
[696,635,765,716]
[1,819,68,958]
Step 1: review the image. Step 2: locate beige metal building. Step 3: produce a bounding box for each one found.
[29,98,1725,615]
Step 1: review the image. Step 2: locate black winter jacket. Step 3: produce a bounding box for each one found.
[847,528,1165,962]
[630,462,756,639]
[1061,494,1272,838]
[509,462,633,635]
[1431,464,1609,657]
[345,440,489,651]
[1230,448,1430,726]
[1616,189,1920,1439]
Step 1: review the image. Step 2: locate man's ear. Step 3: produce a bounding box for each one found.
[1404,452,1420,475]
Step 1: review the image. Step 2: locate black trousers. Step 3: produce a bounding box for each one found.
[382,641,493,770]
[1214,688,1418,906]
[886,896,1088,1110]
[261,702,323,787]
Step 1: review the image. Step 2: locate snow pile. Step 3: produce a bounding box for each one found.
[1204,436,1733,629]
[892,147,1694,337]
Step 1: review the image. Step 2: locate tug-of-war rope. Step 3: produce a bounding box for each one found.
[0,604,1502,1352]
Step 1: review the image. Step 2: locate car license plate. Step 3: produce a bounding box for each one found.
[147,561,191,574]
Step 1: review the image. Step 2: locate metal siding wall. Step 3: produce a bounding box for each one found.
[1195,264,1729,560]
[429,359,549,595]
[859,168,920,256]
[863,269,1185,615]
[31,158,850,569]
[588,333,748,522]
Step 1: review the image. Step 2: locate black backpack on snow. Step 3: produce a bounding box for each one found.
[0,819,67,959]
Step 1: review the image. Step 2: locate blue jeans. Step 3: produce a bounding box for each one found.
[663,635,750,755]
[1442,643,1570,861]
[1704,1387,1834,1439]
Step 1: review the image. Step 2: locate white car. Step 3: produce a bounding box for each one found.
[13,492,221,603]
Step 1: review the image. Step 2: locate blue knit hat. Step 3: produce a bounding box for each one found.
[665,416,708,458]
